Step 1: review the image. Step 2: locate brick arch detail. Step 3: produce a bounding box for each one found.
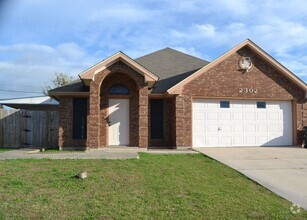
[87,61,148,148]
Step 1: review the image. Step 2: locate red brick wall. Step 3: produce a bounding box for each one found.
[87,60,148,148]
[175,46,307,147]
[58,97,86,149]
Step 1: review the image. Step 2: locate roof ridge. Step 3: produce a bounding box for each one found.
[135,47,209,63]
[135,47,170,60]
[166,47,210,63]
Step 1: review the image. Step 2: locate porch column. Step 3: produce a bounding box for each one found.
[139,85,148,148]
[175,95,192,148]
[58,97,72,149]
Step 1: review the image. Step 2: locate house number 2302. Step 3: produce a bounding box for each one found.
[239,88,258,93]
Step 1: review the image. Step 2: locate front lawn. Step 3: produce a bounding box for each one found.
[0,154,305,219]
[0,148,12,153]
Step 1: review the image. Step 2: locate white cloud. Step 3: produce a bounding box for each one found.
[56,43,85,60]
[1,0,307,99]
[194,24,216,37]
[277,53,307,78]
[0,42,90,67]
[0,42,100,98]
[171,21,307,55]
[214,0,251,15]
[173,46,204,59]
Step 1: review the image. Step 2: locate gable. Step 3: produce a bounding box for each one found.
[95,60,148,88]
[180,46,305,100]
[167,39,307,96]
[79,52,158,87]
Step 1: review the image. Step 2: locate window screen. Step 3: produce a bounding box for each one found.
[73,98,87,139]
[150,99,164,139]
[257,101,266,109]
[220,101,230,108]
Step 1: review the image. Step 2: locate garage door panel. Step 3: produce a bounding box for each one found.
[192,99,292,147]
[207,125,218,132]
[245,124,256,132]
[220,112,231,120]
[243,103,255,109]
[194,137,205,147]
[220,136,232,145]
[269,113,279,120]
[193,101,205,111]
[233,112,243,120]
[194,124,204,133]
[257,112,267,120]
[194,112,205,120]
[207,112,218,120]
[220,124,231,132]
[233,137,244,145]
[267,103,280,109]
[206,137,219,146]
[245,112,256,120]
[232,103,244,109]
[257,124,268,132]
[233,125,244,132]
[246,136,256,145]
[206,102,219,108]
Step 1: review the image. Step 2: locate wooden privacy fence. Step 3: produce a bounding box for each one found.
[0,109,59,148]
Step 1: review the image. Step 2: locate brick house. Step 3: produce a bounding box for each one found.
[49,39,307,149]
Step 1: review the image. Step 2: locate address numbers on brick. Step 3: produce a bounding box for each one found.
[239,88,258,93]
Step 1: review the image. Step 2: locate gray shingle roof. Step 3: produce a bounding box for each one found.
[135,48,209,93]
[49,48,209,94]
[48,79,88,93]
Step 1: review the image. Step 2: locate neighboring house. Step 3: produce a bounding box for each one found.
[0,96,59,111]
[49,39,307,150]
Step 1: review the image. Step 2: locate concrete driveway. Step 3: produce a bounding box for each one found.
[195,147,307,210]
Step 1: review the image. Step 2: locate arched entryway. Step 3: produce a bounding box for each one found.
[99,72,139,147]
[86,60,149,148]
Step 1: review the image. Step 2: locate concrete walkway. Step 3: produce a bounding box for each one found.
[196,147,307,210]
[0,148,142,160]
[0,148,197,160]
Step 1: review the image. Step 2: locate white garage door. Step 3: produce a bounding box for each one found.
[192,99,292,147]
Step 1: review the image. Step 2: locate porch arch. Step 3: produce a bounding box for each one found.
[87,61,148,148]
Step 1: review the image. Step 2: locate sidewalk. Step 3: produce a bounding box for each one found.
[0,148,197,160]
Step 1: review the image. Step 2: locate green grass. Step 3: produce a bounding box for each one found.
[0,153,306,219]
[0,148,13,153]
[38,149,86,154]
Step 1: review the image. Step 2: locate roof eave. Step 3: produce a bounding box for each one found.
[48,92,89,100]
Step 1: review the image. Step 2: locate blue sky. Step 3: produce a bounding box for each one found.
[1,0,307,99]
